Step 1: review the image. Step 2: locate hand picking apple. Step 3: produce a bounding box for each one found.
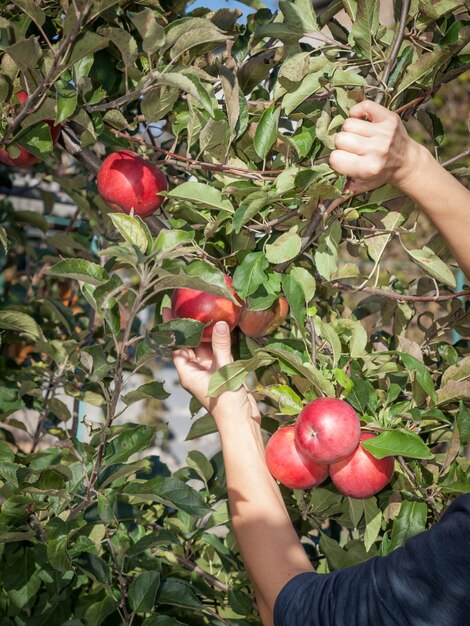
[172,101,470,626]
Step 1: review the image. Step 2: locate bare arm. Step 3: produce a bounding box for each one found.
[172,321,313,626]
[330,100,470,278]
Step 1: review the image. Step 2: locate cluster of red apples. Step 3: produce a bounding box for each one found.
[266,398,395,499]
[98,151,289,338]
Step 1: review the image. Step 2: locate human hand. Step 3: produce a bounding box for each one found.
[329,100,422,194]
[171,317,260,427]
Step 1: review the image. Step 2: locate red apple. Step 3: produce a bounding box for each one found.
[170,275,242,342]
[330,432,394,499]
[0,91,60,167]
[265,425,329,489]
[295,397,361,464]
[97,150,167,218]
[239,296,288,338]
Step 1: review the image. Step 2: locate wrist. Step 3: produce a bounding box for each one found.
[391,139,429,192]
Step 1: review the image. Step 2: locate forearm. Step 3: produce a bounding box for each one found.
[217,416,314,625]
[398,142,470,278]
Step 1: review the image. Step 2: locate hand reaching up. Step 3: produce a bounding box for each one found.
[330,100,421,194]
[171,318,260,427]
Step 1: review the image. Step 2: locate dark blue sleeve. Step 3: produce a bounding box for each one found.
[274,495,470,626]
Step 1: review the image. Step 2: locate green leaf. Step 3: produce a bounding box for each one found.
[289,267,316,302]
[128,530,180,557]
[266,228,302,264]
[6,37,42,70]
[130,8,165,54]
[158,578,204,610]
[109,213,149,253]
[169,25,227,60]
[362,430,433,460]
[389,500,428,551]
[16,122,53,159]
[261,345,335,396]
[363,497,382,552]
[399,352,437,402]
[85,595,118,626]
[123,382,169,405]
[264,385,303,415]
[156,72,216,117]
[314,220,342,280]
[129,571,160,613]
[208,355,274,397]
[254,106,280,159]
[98,26,138,67]
[124,477,209,516]
[12,0,45,25]
[351,0,380,58]
[233,252,269,299]
[457,402,470,445]
[65,32,109,70]
[279,0,318,33]
[166,181,234,212]
[55,78,77,124]
[105,426,155,465]
[47,259,109,285]
[406,246,456,288]
[0,387,25,414]
[442,355,470,386]
[0,311,41,339]
[154,318,205,347]
[0,440,15,463]
[282,273,305,325]
[282,71,323,115]
[187,450,214,482]
[186,413,218,440]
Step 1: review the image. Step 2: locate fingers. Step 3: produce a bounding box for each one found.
[341,117,375,137]
[329,150,364,179]
[173,348,203,387]
[334,132,369,156]
[211,321,233,369]
[349,100,392,122]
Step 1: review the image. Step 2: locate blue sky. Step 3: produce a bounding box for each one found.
[190,0,278,16]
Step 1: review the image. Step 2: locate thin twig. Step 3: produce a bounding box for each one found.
[330,281,470,303]
[441,148,470,168]
[107,127,281,180]
[397,456,440,519]
[175,554,229,592]
[86,71,161,112]
[375,0,411,105]
[307,317,317,366]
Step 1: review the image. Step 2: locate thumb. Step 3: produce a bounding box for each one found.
[211,321,233,368]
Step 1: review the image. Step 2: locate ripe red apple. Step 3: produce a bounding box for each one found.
[265,425,329,489]
[0,91,60,167]
[239,296,288,338]
[170,275,242,342]
[330,432,394,499]
[97,150,168,218]
[295,397,361,464]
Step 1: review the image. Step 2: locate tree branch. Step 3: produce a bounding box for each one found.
[441,148,470,168]
[375,0,411,105]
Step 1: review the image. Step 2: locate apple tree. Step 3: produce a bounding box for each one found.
[0,0,469,624]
